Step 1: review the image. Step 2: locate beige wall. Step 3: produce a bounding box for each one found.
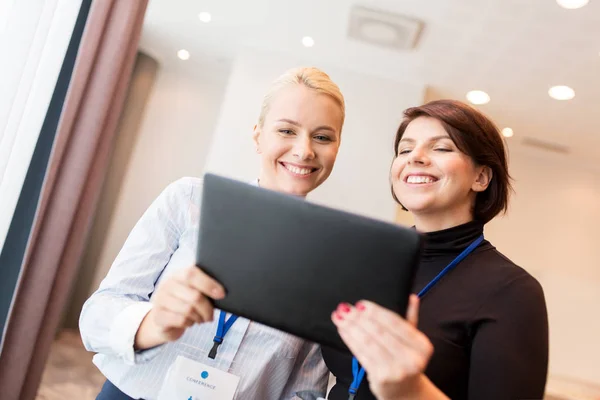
[486,148,600,385]
[395,205,415,227]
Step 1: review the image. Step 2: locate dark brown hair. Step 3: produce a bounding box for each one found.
[392,99,512,223]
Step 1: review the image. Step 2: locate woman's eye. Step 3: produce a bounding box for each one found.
[279,129,294,135]
[315,135,332,142]
[398,149,411,155]
[434,148,452,152]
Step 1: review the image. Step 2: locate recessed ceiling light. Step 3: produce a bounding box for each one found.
[466,90,490,105]
[502,128,514,138]
[177,49,190,60]
[548,85,575,100]
[302,36,315,47]
[556,0,589,9]
[198,12,211,23]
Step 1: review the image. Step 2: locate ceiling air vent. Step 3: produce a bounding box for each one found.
[348,5,424,51]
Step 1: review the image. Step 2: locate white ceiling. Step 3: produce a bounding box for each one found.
[140,0,600,166]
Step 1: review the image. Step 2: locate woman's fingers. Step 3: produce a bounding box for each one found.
[406,294,420,327]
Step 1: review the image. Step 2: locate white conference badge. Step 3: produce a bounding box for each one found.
[158,355,240,400]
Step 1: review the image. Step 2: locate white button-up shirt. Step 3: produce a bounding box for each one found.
[80,177,328,399]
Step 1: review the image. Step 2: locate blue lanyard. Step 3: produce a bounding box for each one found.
[208,310,238,359]
[347,234,484,399]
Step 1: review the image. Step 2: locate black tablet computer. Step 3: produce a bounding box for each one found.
[196,173,421,352]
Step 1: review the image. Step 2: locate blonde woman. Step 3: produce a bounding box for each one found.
[80,67,345,400]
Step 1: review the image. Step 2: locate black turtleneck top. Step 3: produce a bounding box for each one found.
[322,221,549,400]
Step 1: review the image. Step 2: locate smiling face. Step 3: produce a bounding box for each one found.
[391,116,492,229]
[253,84,343,197]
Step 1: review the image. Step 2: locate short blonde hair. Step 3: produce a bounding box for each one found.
[257,67,345,129]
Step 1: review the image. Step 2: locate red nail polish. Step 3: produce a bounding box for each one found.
[338,303,351,313]
[356,302,366,311]
[334,311,344,321]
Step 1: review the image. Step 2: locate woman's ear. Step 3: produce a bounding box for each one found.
[472,165,492,192]
[253,124,261,154]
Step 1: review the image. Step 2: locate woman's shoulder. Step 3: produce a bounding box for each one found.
[475,244,545,305]
[476,242,533,277]
[157,176,204,204]
[165,176,204,193]
[145,177,205,226]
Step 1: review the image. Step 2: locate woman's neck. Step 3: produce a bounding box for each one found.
[413,210,474,233]
[257,176,308,198]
